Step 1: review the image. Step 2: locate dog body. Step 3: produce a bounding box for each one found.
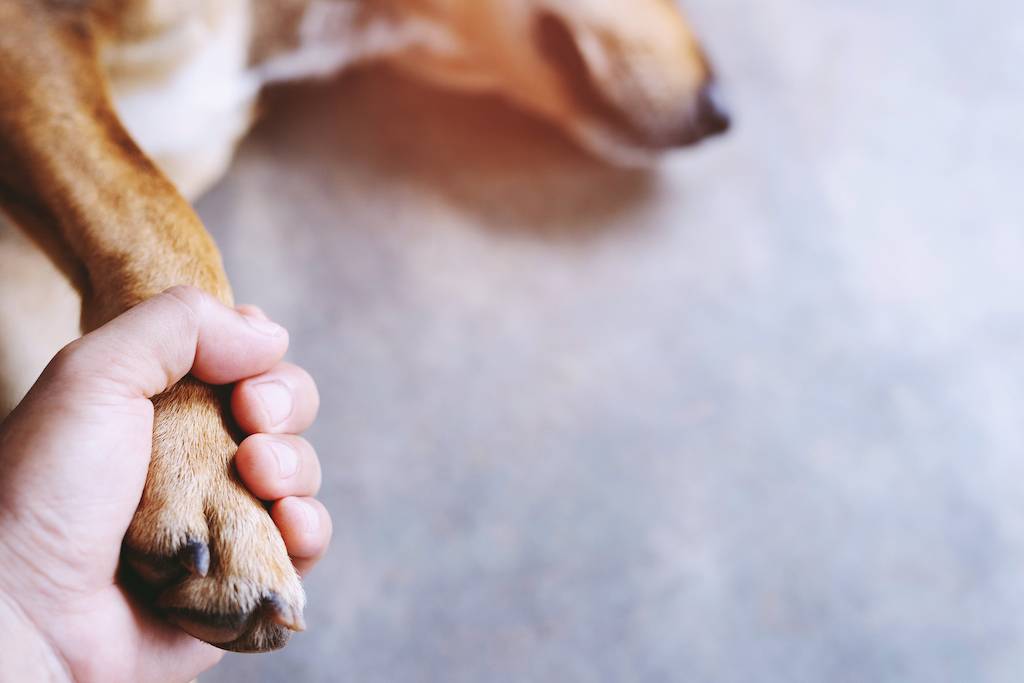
[0,0,727,653]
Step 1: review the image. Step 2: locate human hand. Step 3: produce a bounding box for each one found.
[0,287,331,683]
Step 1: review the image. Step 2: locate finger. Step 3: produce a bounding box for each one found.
[270,497,332,576]
[234,435,322,500]
[41,286,289,400]
[231,362,320,434]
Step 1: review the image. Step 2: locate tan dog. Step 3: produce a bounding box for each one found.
[0,0,728,653]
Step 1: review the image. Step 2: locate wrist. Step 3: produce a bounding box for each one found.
[0,589,71,683]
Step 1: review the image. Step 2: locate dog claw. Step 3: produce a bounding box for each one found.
[181,540,210,577]
[266,592,306,632]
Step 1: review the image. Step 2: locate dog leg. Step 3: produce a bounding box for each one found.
[0,1,303,652]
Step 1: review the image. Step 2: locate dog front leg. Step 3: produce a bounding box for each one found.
[0,0,304,652]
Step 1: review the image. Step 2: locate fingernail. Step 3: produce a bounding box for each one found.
[241,311,286,337]
[254,380,293,427]
[269,440,299,478]
[297,500,319,533]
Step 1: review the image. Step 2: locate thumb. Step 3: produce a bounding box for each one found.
[41,285,289,400]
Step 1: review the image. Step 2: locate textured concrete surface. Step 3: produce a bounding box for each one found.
[198,0,1024,681]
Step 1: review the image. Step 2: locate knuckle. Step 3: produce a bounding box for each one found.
[48,338,93,378]
[162,285,205,326]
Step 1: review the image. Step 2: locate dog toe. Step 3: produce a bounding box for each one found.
[162,592,299,652]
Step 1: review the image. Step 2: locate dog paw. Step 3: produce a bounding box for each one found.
[122,377,305,652]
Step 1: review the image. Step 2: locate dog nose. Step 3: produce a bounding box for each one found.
[692,82,731,139]
[668,81,731,147]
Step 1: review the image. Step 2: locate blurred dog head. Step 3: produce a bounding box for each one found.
[374,0,730,163]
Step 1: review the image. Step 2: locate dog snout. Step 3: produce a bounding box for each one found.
[672,81,731,147]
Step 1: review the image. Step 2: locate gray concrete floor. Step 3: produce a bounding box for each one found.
[198,0,1024,680]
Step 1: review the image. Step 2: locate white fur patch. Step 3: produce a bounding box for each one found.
[254,1,458,85]
[106,0,260,198]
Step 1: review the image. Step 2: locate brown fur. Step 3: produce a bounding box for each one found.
[0,0,725,653]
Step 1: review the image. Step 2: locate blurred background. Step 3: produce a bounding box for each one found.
[200,0,1024,680]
